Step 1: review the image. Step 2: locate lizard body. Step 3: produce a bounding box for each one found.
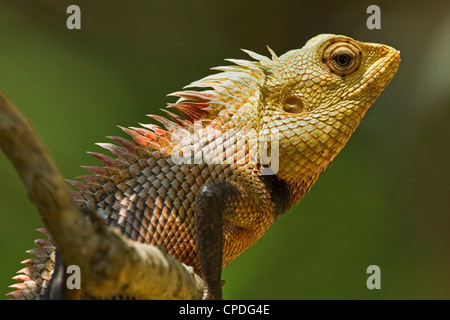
[8,34,400,299]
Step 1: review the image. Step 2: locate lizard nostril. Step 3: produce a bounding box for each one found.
[283,96,305,114]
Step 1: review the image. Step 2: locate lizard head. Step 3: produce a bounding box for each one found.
[257,34,400,196]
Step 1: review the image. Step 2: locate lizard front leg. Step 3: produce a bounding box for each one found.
[195,181,269,300]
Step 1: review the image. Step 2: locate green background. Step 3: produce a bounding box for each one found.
[0,0,449,299]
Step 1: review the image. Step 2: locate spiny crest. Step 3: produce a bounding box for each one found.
[68,48,278,198]
[133,46,277,144]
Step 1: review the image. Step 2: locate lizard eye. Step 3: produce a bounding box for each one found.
[283,96,305,114]
[323,42,362,76]
[335,52,351,67]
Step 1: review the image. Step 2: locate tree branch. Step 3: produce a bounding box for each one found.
[0,89,204,299]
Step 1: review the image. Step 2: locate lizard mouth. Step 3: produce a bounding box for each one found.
[345,47,400,101]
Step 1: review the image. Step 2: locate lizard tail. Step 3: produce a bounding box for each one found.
[7,228,56,300]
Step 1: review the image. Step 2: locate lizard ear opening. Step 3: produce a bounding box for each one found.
[283,96,305,114]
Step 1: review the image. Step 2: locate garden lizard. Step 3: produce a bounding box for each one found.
[8,34,400,299]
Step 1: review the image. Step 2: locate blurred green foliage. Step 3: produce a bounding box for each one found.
[0,0,448,299]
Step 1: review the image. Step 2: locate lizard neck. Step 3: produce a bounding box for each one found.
[282,171,323,205]
[270,100,369,206]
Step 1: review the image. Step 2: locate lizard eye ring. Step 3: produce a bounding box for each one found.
[323,42,362,76]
